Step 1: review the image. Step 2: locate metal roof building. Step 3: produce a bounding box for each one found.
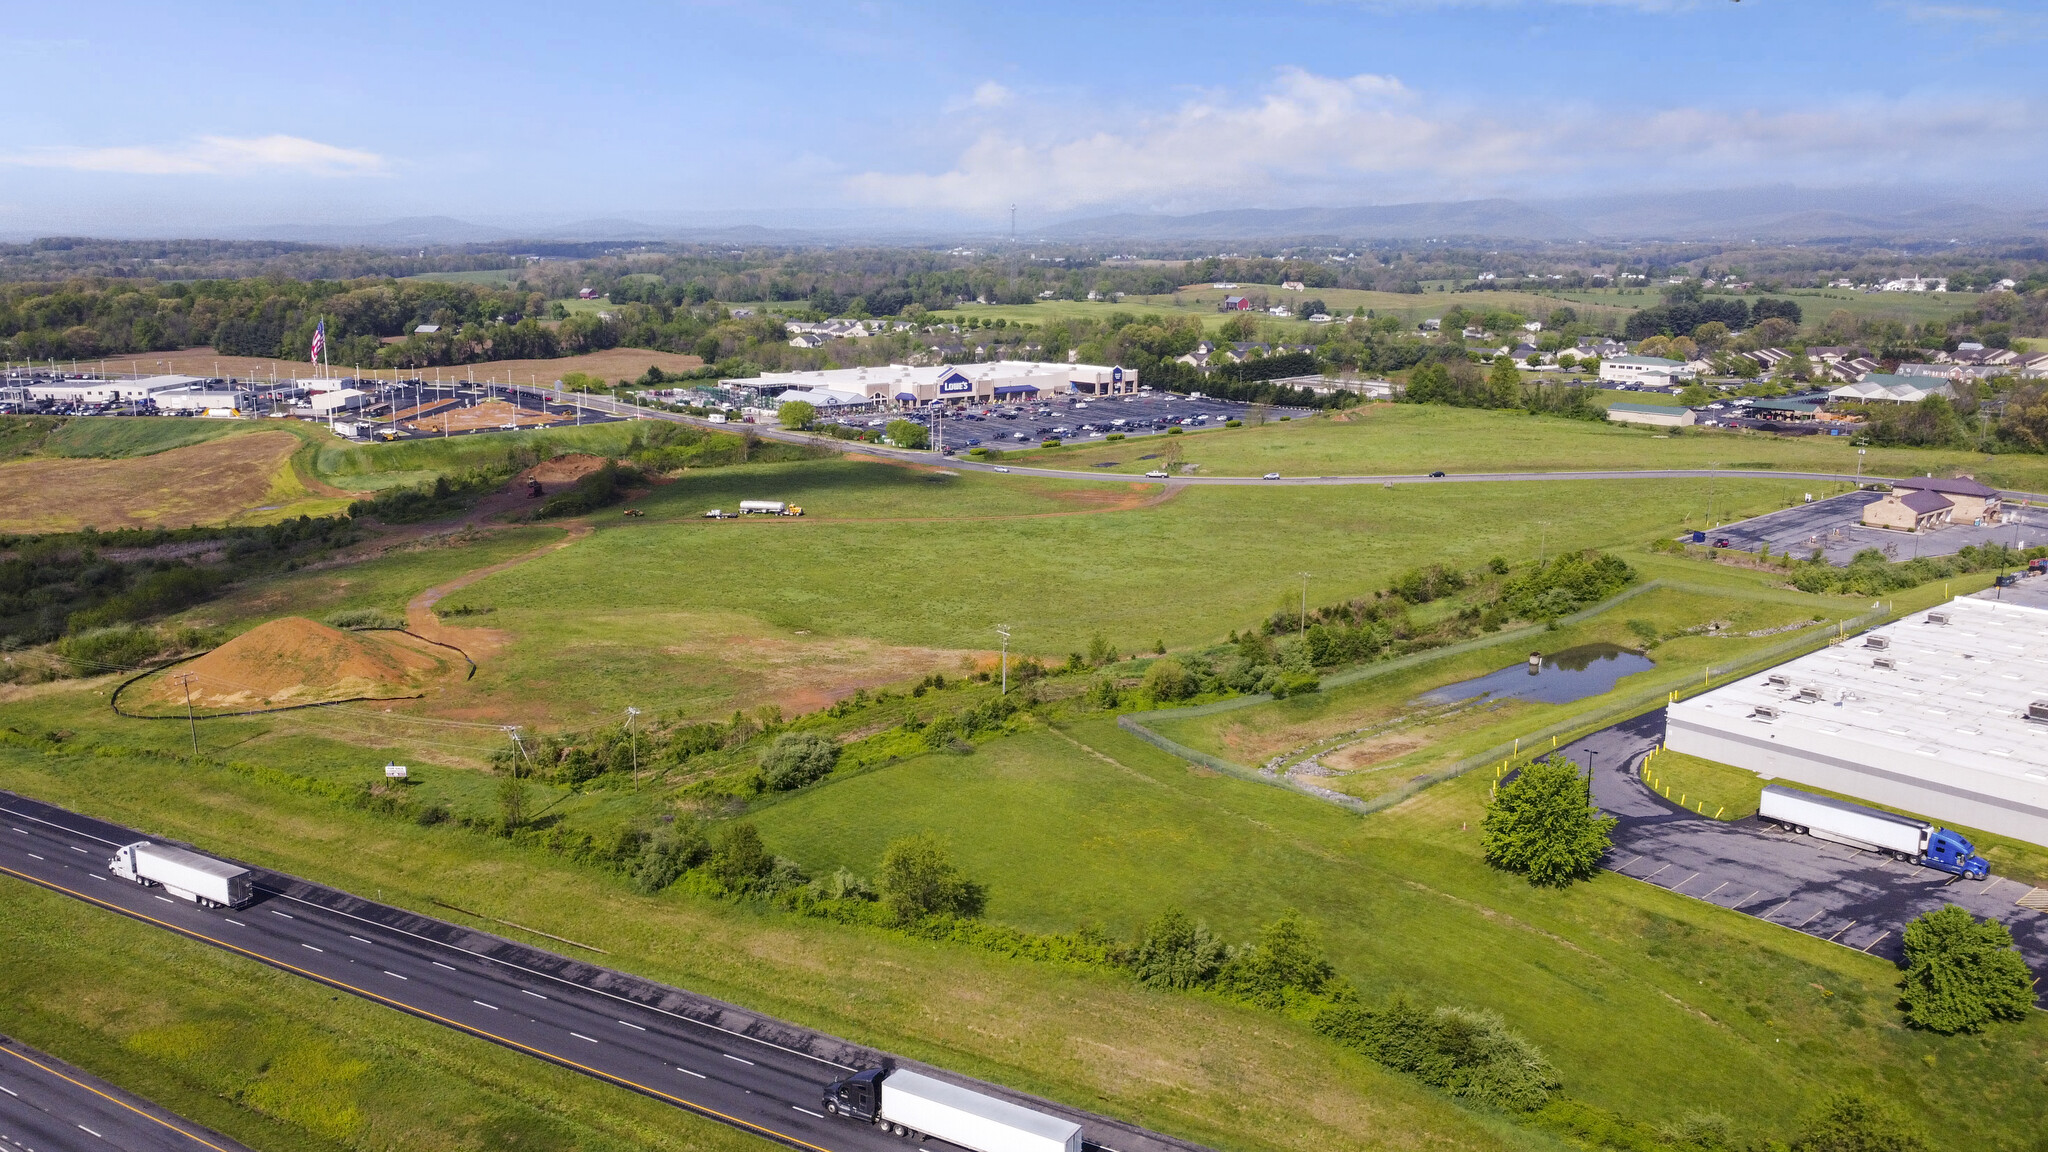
[1665,591,2048,848]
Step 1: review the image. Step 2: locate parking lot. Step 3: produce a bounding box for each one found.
[1704,490,2043,566]
[822,391,1311,451]
[1567,710,2048,1001]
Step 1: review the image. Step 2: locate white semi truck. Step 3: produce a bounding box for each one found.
[823,1068,1082,1152]
[738,500,803,516]
[1758,786,1988,879]
[108,842,255,908]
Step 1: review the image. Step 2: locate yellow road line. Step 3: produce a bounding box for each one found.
[0,1042,238,1152]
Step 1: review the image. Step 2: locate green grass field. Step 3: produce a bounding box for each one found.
[0,414,259,461]
[1008,404,2048,493]
[401,269,523,286]
[310,422,644,490]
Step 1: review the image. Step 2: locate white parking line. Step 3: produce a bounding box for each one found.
[618,1020,646,1031]
[1642,862,1671,881]
[722,1054,755,1066]
[522,990,548,1000]
[1669,871,1700,892]
[384,971,408,980]
[677,1067,706,1078]
[794,1107,824,1118]
[572,1032,599,1044]
[302,944,324,953]
[472,1000,499,1010]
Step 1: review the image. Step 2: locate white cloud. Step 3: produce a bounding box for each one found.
[846,68,2044,213]
[2,135,388,177]
[970,81,1014,108]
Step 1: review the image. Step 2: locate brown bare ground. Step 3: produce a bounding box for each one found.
[126,616,465,713]
[1323,731,1430,771]
[400,398,569,434]
[0,430,302,532]
[106,346,703,387]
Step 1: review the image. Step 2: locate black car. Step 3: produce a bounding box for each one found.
[1428,470,1446,478]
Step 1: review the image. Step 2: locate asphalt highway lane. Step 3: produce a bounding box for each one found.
[0,792,1187,1152]
[0,1035,253,1152]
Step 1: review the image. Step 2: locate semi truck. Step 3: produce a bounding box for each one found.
[738,500,803,516]
[822,1068,1082,1152]
[1758,786,1989,879]
[108,842,255,908]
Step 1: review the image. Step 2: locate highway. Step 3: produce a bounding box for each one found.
[0,1034,253,1152]
[0,791,1197,1152]
[523,387,2048,501]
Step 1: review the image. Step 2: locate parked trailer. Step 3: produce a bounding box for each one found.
[108,842,255,908]
[737,500,804,516]
[824,1068,1081,1152]
[1758,785,1988,879]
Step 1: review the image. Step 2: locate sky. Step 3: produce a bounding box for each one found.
[0,0,2042,237]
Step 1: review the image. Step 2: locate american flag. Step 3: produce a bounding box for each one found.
[309,319,326,363]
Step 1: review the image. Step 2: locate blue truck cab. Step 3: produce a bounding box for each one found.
[1925,828,1990,879]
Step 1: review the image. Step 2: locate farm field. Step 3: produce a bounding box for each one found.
[4,685,2046,1152]
[0,427,345,532]
[1008,403,2048,492]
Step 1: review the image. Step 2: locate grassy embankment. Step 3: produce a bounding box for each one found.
[1006,403,2048,494]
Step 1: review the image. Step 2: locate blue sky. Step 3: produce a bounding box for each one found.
[1,0,2041,235]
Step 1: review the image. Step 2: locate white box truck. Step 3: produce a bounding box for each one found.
[1758,786,1988,879]
[823,1068,1082,1152]
[108,842,255,908]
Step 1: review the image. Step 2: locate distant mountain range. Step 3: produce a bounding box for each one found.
[1035,187,2048,244]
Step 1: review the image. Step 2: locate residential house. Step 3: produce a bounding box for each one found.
[1879,276,1947,292]
[1308,313,1334,323]
[1280,281,1306,292]
[1522,321,1543,333]
[788,332,827,349]
[1577,338,1628,360]
[1267,306,1292,317]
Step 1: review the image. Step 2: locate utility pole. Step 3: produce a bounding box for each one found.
[175,673,197,755]
[625,707,641,782]
[995,625,1011,695]
[1855,447,1865,481]
[1297,572,1311,638]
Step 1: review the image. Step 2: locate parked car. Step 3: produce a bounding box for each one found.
[1263,472,1281,479]
[1144,470,1169,478]
[992,466,1011,473]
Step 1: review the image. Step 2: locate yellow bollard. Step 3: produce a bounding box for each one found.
[1681,793,1687,806]
[1715,806,1725,819]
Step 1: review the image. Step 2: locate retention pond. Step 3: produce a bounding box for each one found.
[1417,643,1655,707]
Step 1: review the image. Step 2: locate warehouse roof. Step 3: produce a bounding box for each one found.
[1669,594,2048,792]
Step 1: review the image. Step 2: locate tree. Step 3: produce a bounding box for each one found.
[1221,910,1338,1006]
[1141,657,1194,700]
[885,418,929,449]
[1131,907,1229,990]
[496,772,528,836]
[1487,355,1522,407]
[1691,321,1730,352]
[1481,756,1615,887]
[777,400,816,430]
[707,822,775,891]
[1898,904,2036,1033]
[1679,381,1712,406]
[1793,1091,1927,1152]
[876,832,985,922]
[759,732,840,791]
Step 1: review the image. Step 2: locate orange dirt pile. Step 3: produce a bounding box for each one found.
[131,616,462,712]
[402,398,567,433]
[524,454,609,484]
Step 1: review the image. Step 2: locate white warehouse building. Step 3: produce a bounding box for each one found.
[1664,592,2048,848]
[733,361,1138,407]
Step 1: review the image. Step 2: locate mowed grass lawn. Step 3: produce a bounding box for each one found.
[1010,404,2048,492]
[747,718,2048,1147]
[441,461,1804,720]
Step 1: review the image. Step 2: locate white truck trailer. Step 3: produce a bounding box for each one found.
[1758,785,1988,878]
[737,500,803,516]
[108,842,255,908]
[823,1068,1082,1152]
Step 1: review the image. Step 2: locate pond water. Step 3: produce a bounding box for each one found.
[1417,643,1656,706]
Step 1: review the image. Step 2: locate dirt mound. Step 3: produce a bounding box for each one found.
[130,616,462,713]
[525,454,610,485]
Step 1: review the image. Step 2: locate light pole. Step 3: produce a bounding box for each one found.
[1856,447,1865,482]
[995,626,1011,695]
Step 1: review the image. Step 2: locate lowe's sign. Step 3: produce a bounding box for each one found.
[938,377,975,395]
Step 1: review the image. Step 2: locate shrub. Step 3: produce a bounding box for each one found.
[56,625,165,672]
[1313,994,1559,1112]
[707,822,776,892]
[876,832,986,922]
[1106,432,1125,440]
[1166,426,1183,435]
[1221,910,1338,1006]
[325,607,404,630]
[1482,756,1616,887]
[1041,438,1062,447]
[1131,907,1229,990]
[759,732,841,791]
[1898,904,2036,1033]
[885,418,929,449]
[1141,657,1194,701]
[1792,1091,1927,1152]
[1225,419,1242,427]
[632,820,710,893]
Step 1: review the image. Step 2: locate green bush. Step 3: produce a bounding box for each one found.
[1482,756,1616,887]
[876,832,986,923]
[56,625,166,672]
[759,732,840,791]
[1105,432,1124,441]
[325,607,404,630]
[1220,910,1338,1006]
[1140,657,1194,700]
[1166,426,1183,435]
[632,820,710,893]
[1225,419,1242,427]
[1314,994,1560,1112]
[884,419,929,449]
[1898,904,2036,1033]
[1131,907,1228,990]
[707,823,776,892]
[1041,438,1062,447]
[1792,1091,1927,1152]
[777,400,816,430]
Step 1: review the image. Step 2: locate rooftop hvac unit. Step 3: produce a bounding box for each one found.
[1927,612,1951,626]
[1768,674,1793,687]
[1864,635,1891,650]
[1752,705,1781,721]
[1796,687,1823,703]
[2029,701,2048,723]
[1873,656,1898,670]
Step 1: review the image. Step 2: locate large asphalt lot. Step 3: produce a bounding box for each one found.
[0,792,1197,1152]
[0,1035,253,1152]
[1559,711,2048,1003]
[1704,492,2046,567]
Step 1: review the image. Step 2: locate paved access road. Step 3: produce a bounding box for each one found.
[0,792,1197,1152]
[1559,711,2048,1003]
[0,1035,253,1152]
